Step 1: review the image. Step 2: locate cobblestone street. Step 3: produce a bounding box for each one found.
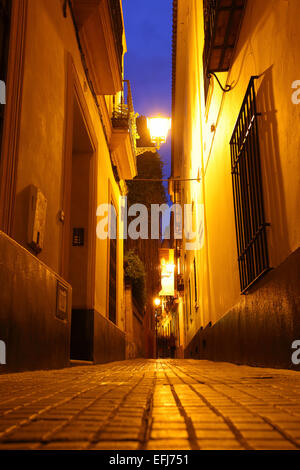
[1,360,300,450]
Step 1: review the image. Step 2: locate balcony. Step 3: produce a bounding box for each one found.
[203,0,246,74]
[110,80,138,180]
[72,0,124,94]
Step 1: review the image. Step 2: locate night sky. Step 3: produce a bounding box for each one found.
[122,0,173,184]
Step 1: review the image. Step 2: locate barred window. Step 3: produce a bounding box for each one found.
[230,76,270,293]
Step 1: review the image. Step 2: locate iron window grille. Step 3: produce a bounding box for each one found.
[230,76,270,293]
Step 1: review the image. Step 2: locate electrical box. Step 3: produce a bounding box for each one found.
[27,185,47,254]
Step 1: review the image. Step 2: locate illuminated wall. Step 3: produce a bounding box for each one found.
[171,0,300,367]
[159,249,175,297]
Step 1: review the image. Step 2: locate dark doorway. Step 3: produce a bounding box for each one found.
[69,95,95,361]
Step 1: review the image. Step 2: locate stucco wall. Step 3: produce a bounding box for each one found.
[10,0,124,331]
[93,310,126,364]
[185,248,300,369]
[0,231,71,372]
[173,0,300,366]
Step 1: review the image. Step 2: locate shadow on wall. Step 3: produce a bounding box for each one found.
[184,247,300,369]
[230,0,276,90]
[256,65,290,267]
[12,185,31,251]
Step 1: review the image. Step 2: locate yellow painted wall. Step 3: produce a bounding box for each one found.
[173,0,300,348]
[11,0,125,329]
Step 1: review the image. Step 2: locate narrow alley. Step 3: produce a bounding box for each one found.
[1,359,300,450]
[0,0,300,455]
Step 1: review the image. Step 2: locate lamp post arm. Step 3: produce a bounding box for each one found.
[129,178,201,182]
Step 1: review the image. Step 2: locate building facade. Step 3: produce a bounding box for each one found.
[0,0,138,371]
[170,0,300,368]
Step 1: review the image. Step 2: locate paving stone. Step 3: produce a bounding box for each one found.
[97,430,141,441]
[230,422,273,430]
[152,422,187,430]
[150,429,189,439]
[248,440,298,450]
[2,420,67,442]
[195,429,236,439]
[1,359,300,450]
[91,441,140,450]
[240,430,284,439]
[146,439,191,450]
[41,441,90,450]
[198,440,243,450]
[0,442,40,450]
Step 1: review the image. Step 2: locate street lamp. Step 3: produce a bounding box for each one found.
[135,117,171,156]
[147,117,171,149]
[154,297,161,307]
[134,117,200,182]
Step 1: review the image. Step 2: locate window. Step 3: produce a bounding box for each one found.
[230,76,270,293]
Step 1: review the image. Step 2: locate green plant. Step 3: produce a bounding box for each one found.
[124,250,146,309]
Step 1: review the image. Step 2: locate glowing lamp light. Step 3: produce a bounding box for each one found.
[166,264,175,272]
[154,297,161,307]
[147,117,171,148]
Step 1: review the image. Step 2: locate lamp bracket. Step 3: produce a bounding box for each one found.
[207,72,232,93]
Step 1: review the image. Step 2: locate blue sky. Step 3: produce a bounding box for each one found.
[122,0,173,182]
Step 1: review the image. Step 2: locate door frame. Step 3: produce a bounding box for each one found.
[61,54,98,310]
[0,0,28,235]
[106,181,119,325]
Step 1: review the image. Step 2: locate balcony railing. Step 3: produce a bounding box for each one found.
[203,0,246,74]
[112,80,139,157]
